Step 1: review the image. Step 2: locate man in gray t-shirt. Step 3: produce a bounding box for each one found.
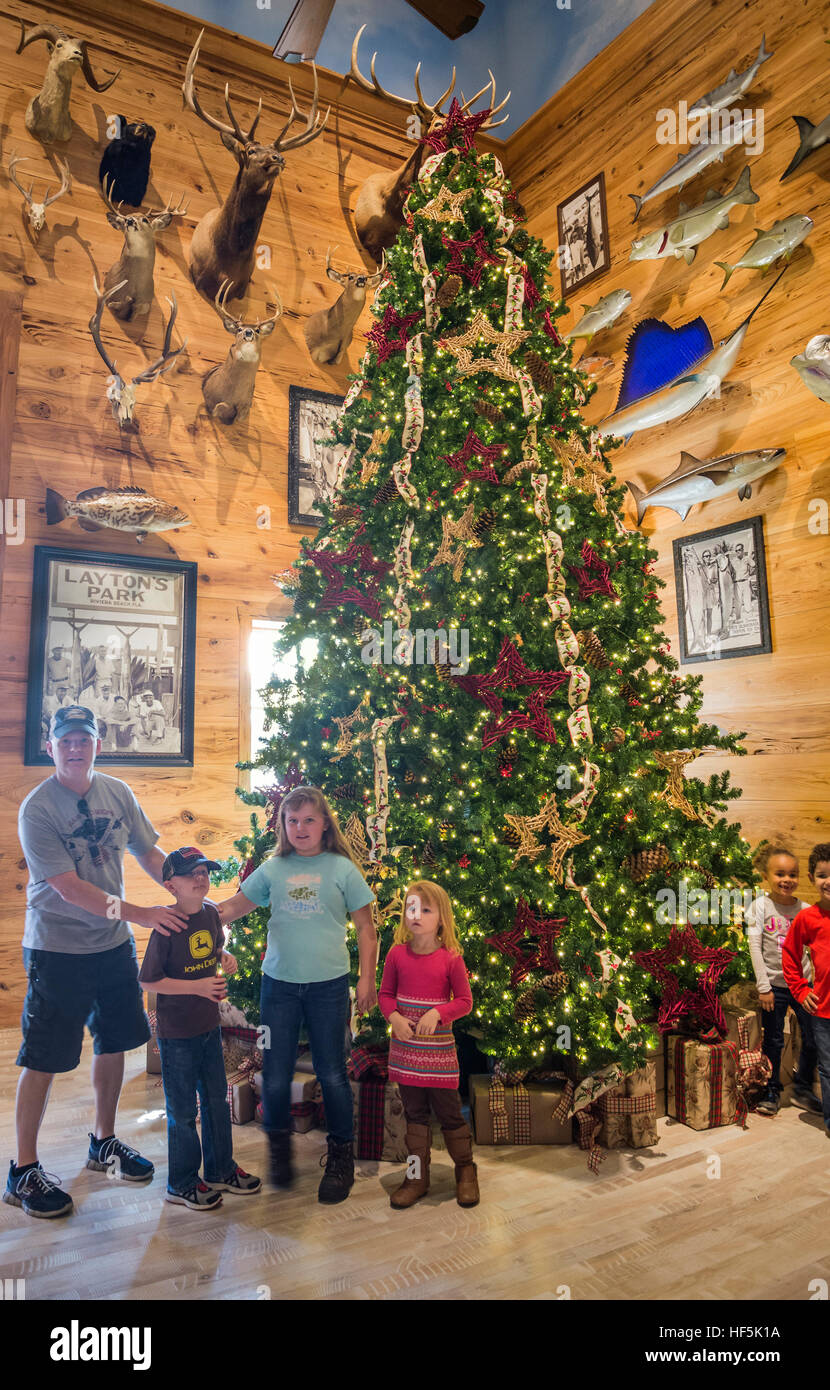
[5,705,187,1221]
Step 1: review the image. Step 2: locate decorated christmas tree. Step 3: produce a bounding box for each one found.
[220,93,754,1080]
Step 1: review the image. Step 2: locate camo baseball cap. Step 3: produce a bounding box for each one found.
[162,846,222,880]
[49,705,99,740]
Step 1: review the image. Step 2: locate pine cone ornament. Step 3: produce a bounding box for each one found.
[620,680,640,704]
[332,503,362,526]
[298,566,316,598]
[437,274,463,307]
[668,860,717,890]
[372,476,398,507]
[603,726,626,749]
[331,783,356,801]
[523,350,558,393]
[404,769,415,784]
[540,970,568,998]
[473,399,506,425]
[502,823,521,848]
[621,844,670,882]
[510,228,530,252]
[514,989,536,1022]
[422,841,436,864]
[435,661,452,682]
[576,629,609,669]
[438,820,452,841]
[353,612,369,636]
[472,507,496,539]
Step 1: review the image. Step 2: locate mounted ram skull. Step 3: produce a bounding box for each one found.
[7,151,72,236]
[349,25,508,263]
[15,19,119,144]
[100,177,189,321]
[182,28,329,303]
[89,277,186,429]
[202,280,282,425]
[303,246,385,365]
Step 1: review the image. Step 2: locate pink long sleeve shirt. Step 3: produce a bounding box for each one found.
[379,942,473,1089]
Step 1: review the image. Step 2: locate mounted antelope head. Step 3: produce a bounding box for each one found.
[202,280,282,425]
[7,151,72,237]
[349,25,508,263]
[15,19,119,145]
[89,277,186,429]
[182,27,329,303]
[304,246,386,365]
[100,177,189,321]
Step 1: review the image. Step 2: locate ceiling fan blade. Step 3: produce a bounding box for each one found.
[404,0,484,40]
[273,0,337,61]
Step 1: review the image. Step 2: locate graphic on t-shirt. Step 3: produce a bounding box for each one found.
[279,873,322,916]
[189,928,214,959]
[64,810,125,871]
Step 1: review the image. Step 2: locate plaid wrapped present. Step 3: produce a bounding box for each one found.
[346,1046,407,1161]
[667,1032,748,1131]
[469,1073,572,1146]
[597,1059,661,1149]
[724,1005,762,1054]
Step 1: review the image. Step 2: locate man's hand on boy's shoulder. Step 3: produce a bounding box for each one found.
[136,904,189,935]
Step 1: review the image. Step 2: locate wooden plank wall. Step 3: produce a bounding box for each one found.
[0,0,496,1024]
[504,0,830,885]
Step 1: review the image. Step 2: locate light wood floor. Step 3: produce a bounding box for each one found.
[1,1030,829,1301]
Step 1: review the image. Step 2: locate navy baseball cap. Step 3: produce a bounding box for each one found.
[49,705,99,741]
[163,846,222,880]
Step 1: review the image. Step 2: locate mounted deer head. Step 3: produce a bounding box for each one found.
[202,280,282,425]
[100,176,189,321]
[183,27,329,303]
[7,152,72,236]
[303,246,386,365]
[16,19,119,144]
[89,277,186,429]
[349,25,508,263]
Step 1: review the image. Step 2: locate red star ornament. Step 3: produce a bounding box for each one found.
[442,229,501,288]
[484,898,567,987]
[568,540,617,601]
[633,924,737,1036]
[421,98,492,155]
[454,637,569,748]
[440,428,507,485]
[305,537,393,622]
[365,305,422,364]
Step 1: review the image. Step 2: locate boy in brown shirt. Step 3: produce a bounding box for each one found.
[138,847,261,1209]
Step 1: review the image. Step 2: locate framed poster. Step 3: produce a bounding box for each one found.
[672,515,771,665]
[25,546,197,765]
[288,385,348,527]
[556,171,610,297]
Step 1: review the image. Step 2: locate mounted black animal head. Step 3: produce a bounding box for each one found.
[98,116,156,208]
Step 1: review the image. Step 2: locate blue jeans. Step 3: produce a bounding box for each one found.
[808,1015,830,1130]
[158,1027,235,1194]
[762,985,818,1097]
[260,972,353,1144]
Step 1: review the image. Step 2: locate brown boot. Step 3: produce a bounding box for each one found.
[389,1124,431,1210]
[443,1124,480,1208]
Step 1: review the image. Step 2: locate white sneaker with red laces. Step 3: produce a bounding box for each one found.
[165,1181,223,1210]
[204,1165,261,1196]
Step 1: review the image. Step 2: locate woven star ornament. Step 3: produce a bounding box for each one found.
[441,310,530,383]
[420,183,474,225]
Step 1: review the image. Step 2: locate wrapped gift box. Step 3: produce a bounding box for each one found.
[469,1073,572,1145]
[349,1078,407,1161]
[227,1070,256,1125]
[724,1005,762,1053]
[598,1059,660,1149]
[667,1034,740,1130]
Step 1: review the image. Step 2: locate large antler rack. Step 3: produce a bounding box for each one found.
[349,24,510,131]
[8,151,72,207]
[211,279,284,330]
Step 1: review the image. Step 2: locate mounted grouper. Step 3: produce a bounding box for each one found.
[595,268,786,443]
[626,447,786,523]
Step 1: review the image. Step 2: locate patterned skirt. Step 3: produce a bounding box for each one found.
[388,994,459,1089]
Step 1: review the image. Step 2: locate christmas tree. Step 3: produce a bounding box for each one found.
[220,94,754,1078]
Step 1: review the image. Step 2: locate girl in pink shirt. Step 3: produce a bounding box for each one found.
[379,880,478,1210]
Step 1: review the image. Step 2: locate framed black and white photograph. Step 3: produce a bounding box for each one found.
[556,171,610,297]
[25,547,197,765]
[288,385,349,527]
[672,516,771,665]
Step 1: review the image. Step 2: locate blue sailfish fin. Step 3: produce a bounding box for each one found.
[614,316,713,412]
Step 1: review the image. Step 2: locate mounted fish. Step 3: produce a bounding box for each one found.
[780,111,830,180]
[182,28,329,302]
[629,166,758,265]
[564,288,632,343]
[629,113,759,221]
[202,281,282,425]
[15,19,119,144]
[596,268,786,443]
[687,36,773,115]
[304,247,385,365]
[349,26,508,263]
[88,277,186,430]
[626,447,785,523]
[100,178,189,321]
[716,215,813,288]
[7,151,72,237]
[575,355,615,381]
[790,335,830,405]
[98,118,156,207]
[45,486,191,542]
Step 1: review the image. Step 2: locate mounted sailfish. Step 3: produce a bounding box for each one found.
[596,268,786,443]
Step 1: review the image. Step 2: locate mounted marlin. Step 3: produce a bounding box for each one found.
[629,113,759,221]
[626,447,786,523]
[596,268,786,443]
[629,166,758,265]
[688,35,773,115]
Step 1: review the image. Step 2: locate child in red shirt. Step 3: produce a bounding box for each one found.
[781,842,830,1133]
[379,880,477,1210]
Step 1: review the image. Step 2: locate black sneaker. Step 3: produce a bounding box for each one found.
[86,1134,154,1182]
[165,1181,223,1211]
[792,1086,823,1114]
[318,1138,354,1205]
[755,1093,780,1116]
[3,1161,73,1219]
[267,1130,294,1189]
[204,1165,261,1196]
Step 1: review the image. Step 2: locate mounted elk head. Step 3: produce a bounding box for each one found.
[89,277,186,429]
[349,25,508,263]
[182,27,329,303]
[15,19,120,144]
[202,280,282,425]
[100,177,189,321]
[304,246,385,365]
[7,152,72,237]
